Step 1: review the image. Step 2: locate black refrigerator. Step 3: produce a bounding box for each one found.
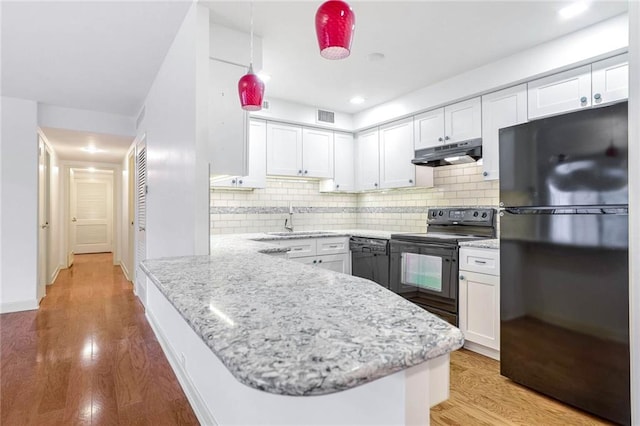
[499,101,630,425]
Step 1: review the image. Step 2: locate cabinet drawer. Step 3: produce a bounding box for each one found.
[459,247,499,275]
[316,237,349,255]
[281,239,316,258]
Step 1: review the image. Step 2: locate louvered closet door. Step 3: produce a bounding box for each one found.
[71,175,113,254]
[135,138,147,300]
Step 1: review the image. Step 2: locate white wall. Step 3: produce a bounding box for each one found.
[1,97,39,312]
[141,4,209,259]
[38,103,135,136]
[354,13,629,130]
[251,97,354,132]
[628,3,639,424]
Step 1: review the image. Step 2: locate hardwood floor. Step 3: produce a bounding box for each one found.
[432,349,615,426]
[0,253,198,425]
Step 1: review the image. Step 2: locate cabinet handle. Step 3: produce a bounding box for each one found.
[304,170,308,174]
[409,179,413,184]
[459,275,465,280]
[483,171,488,177]
[318,259,323,263]
[293,247,303,251]
[438,137,443,142]
[374,182,378,187]
[328,245,338,248]
[444,136,450,141]
[474,260,487,264]
[298,170,303,175]
[580,96,587,104]
[594,93,602,101]
[238,179,243,185]
[231,179,237,184]
[313,260,317,264]
[336,184,340,189]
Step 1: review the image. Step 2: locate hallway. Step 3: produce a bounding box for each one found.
[0,254,198,425]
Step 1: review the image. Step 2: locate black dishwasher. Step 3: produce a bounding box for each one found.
[349,237,389,288]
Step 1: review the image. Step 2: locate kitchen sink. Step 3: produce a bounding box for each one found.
[267,231,339,237]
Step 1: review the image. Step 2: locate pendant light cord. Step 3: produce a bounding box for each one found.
[249,1,254,69]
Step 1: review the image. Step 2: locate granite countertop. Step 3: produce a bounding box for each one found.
[141,231,464,397]
[459,239,500,250]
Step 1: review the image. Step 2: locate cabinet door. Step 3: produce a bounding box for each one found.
[355,129,380,191]
[379,118,415,189]
[481,85,528,181]
[592,54,628,107]
[527,65,591,119]
[332,132,355,191]
[302,128,334,178]
[316,253,350,274]
[209,59,248,176]
[239,119,267,188]
[414,108,445,149]
[444,97,482,143]
[211,176,239,188]
[266,122,303,176]
[459,271,500,351]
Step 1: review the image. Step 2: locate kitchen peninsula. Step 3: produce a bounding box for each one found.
[141,232,464,425]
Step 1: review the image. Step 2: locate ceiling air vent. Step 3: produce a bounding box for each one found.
[317,109,335,124]
[262,100,270,110]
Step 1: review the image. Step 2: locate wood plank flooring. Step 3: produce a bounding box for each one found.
[1,253,617,425]
[0,253,198,425]
[432,349,614,426]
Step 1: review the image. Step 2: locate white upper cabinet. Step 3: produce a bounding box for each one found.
[527,64,592,119]
[329,132,355,192]
[266,123,333,178]
[379,118,415,189]
[591,54,628,107]
[481,85,528,181]
[355,129,380,191]
[266,122,303,176]
[444,97,482,143]
[211,119,267,189]
[413,98,481,149]
[302,128,334,178]
[209,59,248,176]
[414,108,445,149]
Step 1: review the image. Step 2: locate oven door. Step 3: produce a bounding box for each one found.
[389,240,456,299]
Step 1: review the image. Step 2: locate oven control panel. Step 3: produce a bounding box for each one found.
[427,208,495,226]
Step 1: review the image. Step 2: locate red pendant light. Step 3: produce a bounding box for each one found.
[238,2,264,111]
[315,0,355,60]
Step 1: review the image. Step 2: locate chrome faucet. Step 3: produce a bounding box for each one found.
[285,203,294,232]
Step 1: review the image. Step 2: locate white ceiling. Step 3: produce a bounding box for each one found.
[1,1,191,117]
[41,128,134,164]
[206,1,628,114]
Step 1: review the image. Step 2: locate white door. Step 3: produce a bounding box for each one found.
[444,97,482,143]
[414,108,444,149]
[302,128,334,178]
[527,64,592,119]
[481,85,528,181]
[37,138,50,301]
[459,271,500,351]
[266,122,302,176]
[379,118,415,189]
[355,129,380,191]
[70,172,113,254]
[127,151,135,278]
[135,138,148,303]
[592,54,629,107]
[333,132,355,191]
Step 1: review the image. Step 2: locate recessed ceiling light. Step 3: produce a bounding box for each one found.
[367,52,385,62]
[350,96,365,105]
[559,1,589,19]
[87,167,96,172]
[82,146,105,154]
[257,72,271,82]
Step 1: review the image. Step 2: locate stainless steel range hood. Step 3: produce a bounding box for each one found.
[412,138,482,167]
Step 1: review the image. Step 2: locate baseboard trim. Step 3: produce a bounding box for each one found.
[48,266,61,285]
[0,299,39,314]
[145,309,217,426]
[120,262,132,282]
[463,341,500,361]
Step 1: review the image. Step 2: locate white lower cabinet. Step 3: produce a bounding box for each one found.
[458,247,500,360]
[275,237,351,275]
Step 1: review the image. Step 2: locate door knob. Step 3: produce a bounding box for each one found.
[71,217,77,222]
